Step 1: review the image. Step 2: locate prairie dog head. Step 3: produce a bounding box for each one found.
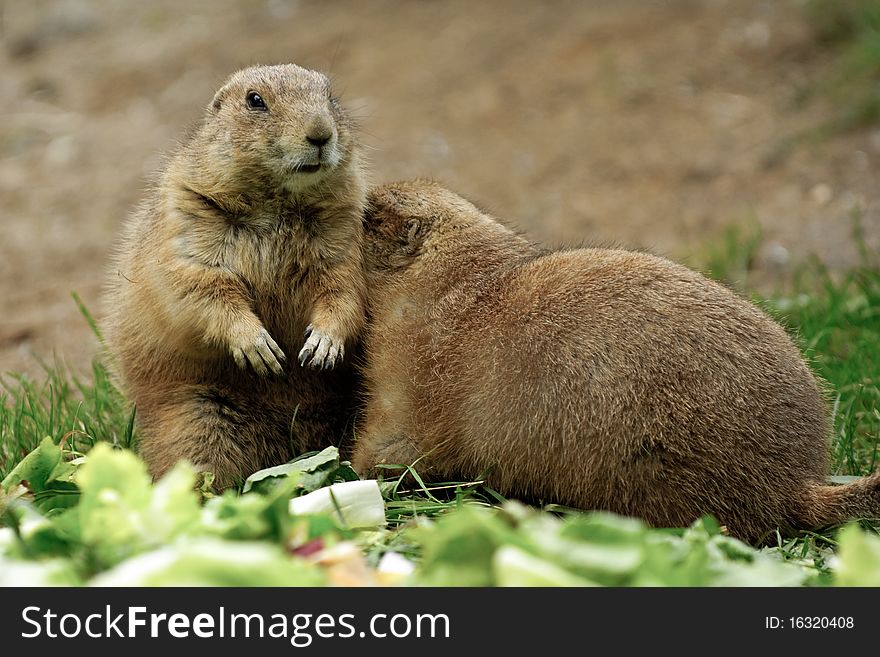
[362,181,537,299]
[200,64,357,196]
[362,180,483,267]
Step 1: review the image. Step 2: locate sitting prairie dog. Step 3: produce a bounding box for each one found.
[352,180,880,542]
[104,64,367,488]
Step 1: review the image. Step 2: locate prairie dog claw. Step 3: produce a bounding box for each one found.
[232,327,285,375]
[298,324,344,370]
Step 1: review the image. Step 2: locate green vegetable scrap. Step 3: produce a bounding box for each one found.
[1,438,879,586]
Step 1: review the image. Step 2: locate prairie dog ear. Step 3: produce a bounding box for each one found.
[405,218,422,245]
[209,83,231,113]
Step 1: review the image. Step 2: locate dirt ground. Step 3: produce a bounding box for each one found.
[1,0,878,379]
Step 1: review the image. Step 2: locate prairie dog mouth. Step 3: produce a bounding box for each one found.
[294,163,321,173]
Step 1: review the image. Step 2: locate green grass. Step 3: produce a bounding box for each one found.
[0,296,135,481]
[778,266,880,476]
[0,358,135,481]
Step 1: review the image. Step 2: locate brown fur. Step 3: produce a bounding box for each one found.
[352,180,880,542]
[103,64,367,488]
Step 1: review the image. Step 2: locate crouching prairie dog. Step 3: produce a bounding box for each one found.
[352,180,880,542]
[104,64,367,488]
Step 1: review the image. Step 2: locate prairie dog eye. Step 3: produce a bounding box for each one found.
[246,91,268,110]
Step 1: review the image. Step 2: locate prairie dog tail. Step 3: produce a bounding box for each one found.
[801,471,880,529]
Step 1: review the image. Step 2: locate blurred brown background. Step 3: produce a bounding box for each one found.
[1,0,878,378]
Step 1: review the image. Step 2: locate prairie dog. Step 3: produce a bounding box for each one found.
[352,180,880,542]
[104,64,366,488]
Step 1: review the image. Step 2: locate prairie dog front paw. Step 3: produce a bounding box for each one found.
[230,325,286,375]
[298,324,344,370]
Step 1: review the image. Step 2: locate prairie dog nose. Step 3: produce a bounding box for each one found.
[305,117,334,146]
